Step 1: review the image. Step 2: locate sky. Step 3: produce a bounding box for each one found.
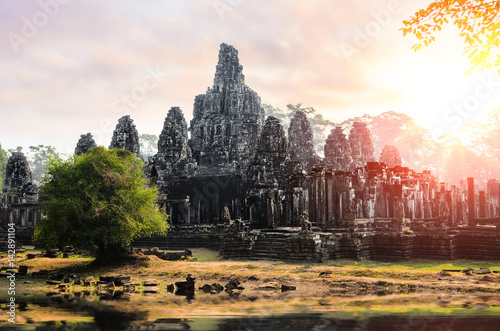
[1,0,500,155]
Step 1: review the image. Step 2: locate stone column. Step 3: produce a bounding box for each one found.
[479,191,486,219]
[317,170,326,226]
[325,171,335,225]
[168,203,173,225]
[185,201,191,224]
[498,183,500,217]
[467,177,475,225]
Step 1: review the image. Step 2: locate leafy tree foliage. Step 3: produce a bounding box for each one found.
[340,111,439,169]
[455,108,500,186]
[139,134,159,160]
[34,147,168,260]
[402,1,500,73]
[263,103,335,156]
[27,145,59,185]
[266,103,500,188]
[379,145,402,168]
[441,142,489,185]
[8,146,23,155]
[0,143,7,190]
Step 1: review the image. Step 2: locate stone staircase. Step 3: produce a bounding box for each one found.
[251,231,292,260]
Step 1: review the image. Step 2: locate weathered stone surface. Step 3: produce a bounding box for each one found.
[0,151,41,226]
[379,145,402,168]
[148,107,195,182]
[249,116,289,183]
[288,111,320,170]
[10,42,500,263]
[324,126,352,171]
[109,115,140,155]
[158,107,191,164]
[75,133,97,156]
[349,122,374,170]
[189,43,264,172]
[3,152,34,192]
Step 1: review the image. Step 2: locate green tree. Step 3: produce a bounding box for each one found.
[139,134,159,160]
[263,103,335,156]
[27,145,60,185]
[34,147,168,260]
[401,1,500,74]
[263,104,291,127]
[0,143,8,190]
[8,146,23,155]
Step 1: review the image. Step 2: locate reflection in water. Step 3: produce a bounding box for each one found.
[6,302,500,331]
[174,287,195,303]
[6,289,500,330]
[214,316,500,331]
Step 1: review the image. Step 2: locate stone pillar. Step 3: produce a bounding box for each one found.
[168,203,173,225]
[325,171,335,225]
[197,199,201,223]
[417,191,424,219]
[185,201,191,224]
[467,177,475,225]
[316,170,326,226]
[479,191,486,219]
[498,183,500,217]
[445,190,453,226]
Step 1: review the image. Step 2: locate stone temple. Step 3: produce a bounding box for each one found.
[0,152,41,227]
[189,43,264,172]
[3,43,500,262]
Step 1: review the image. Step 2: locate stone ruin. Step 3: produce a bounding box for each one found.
[75,133,97,156]
[349,122,374,170]
[379,145,402,168]
[324,126,352,171]
[109,115,140,155]
[0,152,41,228]
[139,43,500,262]
[288,111,320,171]
[5,42,500,262]
[147,106,195,186]
[189,43,264,173]
[248,116,289,185]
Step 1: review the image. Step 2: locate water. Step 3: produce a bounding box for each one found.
[4,311,500,330]
[3,290,500,330]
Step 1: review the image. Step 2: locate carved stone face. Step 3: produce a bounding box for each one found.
[4,152,32,191]
[109,116,140,155]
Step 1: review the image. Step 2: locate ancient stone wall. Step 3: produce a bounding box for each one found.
[189,43,264,172]
[1,152,41,226]
[75,133,97,156]
[109,115,140,155]
[249,116,289,184]
[349,122,374,170]
[379,145,402,168]
[324,126,352,171]
[3,152,33,192]
[288,111,320,170]
[148,107,195,184]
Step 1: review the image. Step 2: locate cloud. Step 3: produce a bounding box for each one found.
[0,0,488,154]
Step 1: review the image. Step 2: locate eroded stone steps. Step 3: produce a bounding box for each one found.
[251,232,290,260]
